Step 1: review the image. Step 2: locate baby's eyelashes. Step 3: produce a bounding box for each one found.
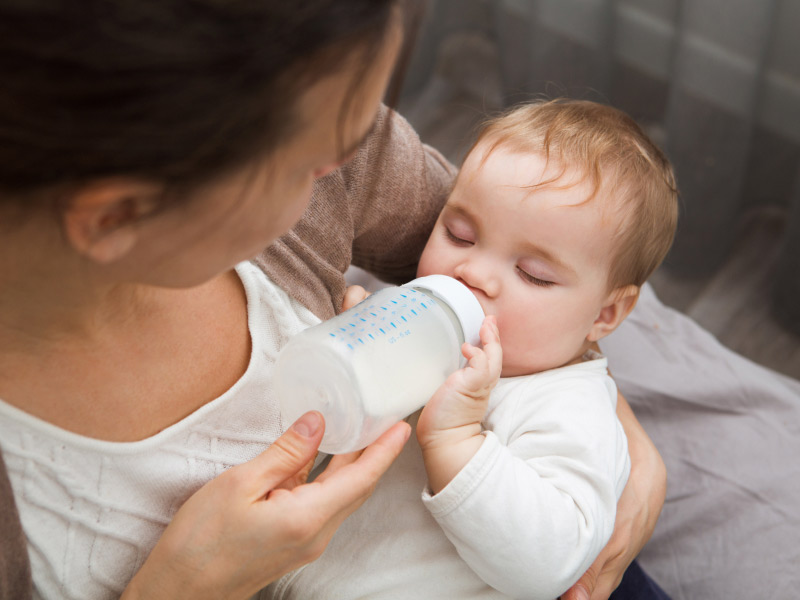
[516,267,555,288]
[443,226,474,246]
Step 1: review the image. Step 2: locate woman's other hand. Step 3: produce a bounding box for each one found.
[561,391,667,600]
[342,284,370,311]
[122,411,410,600]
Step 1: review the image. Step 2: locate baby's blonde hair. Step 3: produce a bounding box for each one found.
[473,99,678,290]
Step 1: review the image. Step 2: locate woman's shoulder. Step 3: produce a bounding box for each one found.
[255,105,457,321]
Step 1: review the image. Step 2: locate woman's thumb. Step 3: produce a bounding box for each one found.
[239,411,326,499]
[561,572,595,600]
[562,584,591,600]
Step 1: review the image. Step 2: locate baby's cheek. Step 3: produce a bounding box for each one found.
[415,244,438,277]
[497,321,561,376]
[495,323,524,373]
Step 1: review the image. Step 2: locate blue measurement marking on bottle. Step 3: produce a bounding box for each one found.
[325,288,437,349]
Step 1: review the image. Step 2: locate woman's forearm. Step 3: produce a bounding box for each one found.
[562,387,667,600]
[617,390,667,531]
[615,390,667,562]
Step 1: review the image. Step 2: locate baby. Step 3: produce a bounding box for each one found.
[412,98,678,598]
[272,99,678,600]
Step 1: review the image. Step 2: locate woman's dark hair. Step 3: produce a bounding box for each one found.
[0,0,399,201]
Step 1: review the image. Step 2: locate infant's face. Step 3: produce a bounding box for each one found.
[417,142,619,376]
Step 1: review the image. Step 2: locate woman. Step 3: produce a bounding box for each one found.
[0,1,664,598]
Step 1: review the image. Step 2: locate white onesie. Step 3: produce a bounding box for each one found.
[267,354,630,600]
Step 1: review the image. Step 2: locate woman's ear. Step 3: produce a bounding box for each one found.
[62,179,162,264]
[587,285,640,342]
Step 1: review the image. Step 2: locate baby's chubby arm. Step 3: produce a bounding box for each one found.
[416,317,502,494]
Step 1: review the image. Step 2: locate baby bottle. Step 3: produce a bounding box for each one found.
[273,275,484,454]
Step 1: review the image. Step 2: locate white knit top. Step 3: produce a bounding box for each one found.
[0,262,320,600]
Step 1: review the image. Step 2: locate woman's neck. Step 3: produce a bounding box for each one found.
[0,257,158,354]
[0,255,249,441]
[0,206,196,352]
[0,210,251,442]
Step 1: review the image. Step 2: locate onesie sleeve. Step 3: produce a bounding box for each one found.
[421,375,630,600]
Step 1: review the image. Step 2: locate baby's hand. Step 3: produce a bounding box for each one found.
[420,316,502,436]
[416,317,502,493]
[449,316,503,410]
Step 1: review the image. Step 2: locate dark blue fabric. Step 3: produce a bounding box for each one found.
[609,560,671,600]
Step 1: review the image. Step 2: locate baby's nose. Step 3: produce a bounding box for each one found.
[455,260,500,298]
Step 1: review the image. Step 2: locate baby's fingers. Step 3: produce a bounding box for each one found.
[461,341,486,365]
[480,315,501,346]
[460,316,502,374]
[480,316,503,375]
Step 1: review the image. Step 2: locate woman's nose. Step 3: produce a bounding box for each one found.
[454,258,500,298]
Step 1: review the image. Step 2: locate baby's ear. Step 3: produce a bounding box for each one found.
[587,285,640,342]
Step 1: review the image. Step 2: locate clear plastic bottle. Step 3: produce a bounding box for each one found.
[274,275,485,454]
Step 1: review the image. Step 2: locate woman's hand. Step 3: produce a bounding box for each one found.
[342,284,370,310]
[561,391,667,600]
[122,411,410,600]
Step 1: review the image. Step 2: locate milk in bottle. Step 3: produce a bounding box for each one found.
[273,275,484,454]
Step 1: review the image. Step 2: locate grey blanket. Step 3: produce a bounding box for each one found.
[604,283,800,599]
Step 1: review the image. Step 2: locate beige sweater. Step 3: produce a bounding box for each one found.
[0,105,457,599]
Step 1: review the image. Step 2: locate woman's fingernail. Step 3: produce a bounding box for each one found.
[574,585,590,600]
[292,411,322,437]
